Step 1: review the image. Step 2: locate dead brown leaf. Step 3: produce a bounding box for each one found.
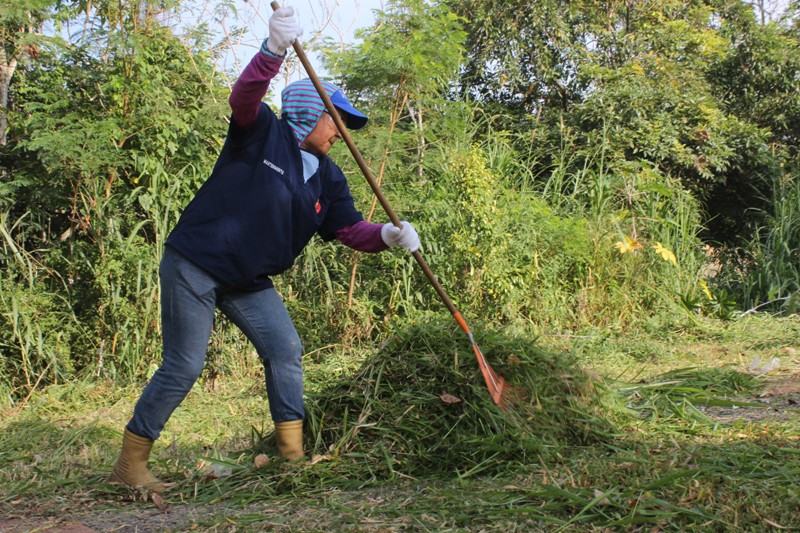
[593,488,611,506]
[254,454,271,468]
[760,380,800,397]
[440,393,462,405]
[151,492,168,513]
[763,518,788,529]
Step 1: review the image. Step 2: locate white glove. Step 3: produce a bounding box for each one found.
[267,6,303,56]
[381,221,420,252]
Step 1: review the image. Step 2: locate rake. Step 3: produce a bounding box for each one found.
[269,1,510,406]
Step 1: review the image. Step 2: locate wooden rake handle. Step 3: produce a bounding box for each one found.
[268,1,466,325]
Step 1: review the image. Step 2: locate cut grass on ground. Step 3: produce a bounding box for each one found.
[0,316,798,531]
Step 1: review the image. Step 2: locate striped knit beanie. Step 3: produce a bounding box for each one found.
[280,79,368,145]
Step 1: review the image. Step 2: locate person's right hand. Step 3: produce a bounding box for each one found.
[267,6,303,56]
[381,221,421,252]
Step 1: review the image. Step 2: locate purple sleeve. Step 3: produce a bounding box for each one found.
[229,49,284,127]
[336,221,389,252]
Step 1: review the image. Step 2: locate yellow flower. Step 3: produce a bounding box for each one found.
[653,242,677,264]
[614,235,642,255]
[699,279,713,300]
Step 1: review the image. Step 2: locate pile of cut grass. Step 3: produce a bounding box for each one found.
[300,320,620,479]
[177,320,623,502]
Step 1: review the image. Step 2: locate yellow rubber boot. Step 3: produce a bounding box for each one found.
[275,420,304,460]
[110,429,165,493]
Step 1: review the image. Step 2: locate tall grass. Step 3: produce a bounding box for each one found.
[739,172,800,313]
[0,212,83,403]
[0,163,210,399]
[473,118,709,331]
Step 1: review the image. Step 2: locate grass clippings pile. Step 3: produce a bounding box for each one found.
[175,320,621,504]
[302,320,618,479]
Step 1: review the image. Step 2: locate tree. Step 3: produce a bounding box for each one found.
[1,0,228,389]
[446,0,796,247]
[700,0,800,242]
[0,0,58,146]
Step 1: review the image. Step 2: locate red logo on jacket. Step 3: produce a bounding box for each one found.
[315,199,322,214]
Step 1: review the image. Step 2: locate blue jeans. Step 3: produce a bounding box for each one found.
[127,247,304,441]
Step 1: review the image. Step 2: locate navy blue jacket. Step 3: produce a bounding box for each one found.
[166,103,363,290]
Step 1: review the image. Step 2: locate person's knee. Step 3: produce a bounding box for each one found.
[157,357,205,387]
[259,332,303,372]
[288,334,303,359]
[275,330,303,360]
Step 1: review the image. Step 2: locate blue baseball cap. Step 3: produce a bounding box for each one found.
[330,90,368,130]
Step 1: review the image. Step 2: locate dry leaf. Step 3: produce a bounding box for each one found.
[593,488,611,506]
[760,380,800,397]
[310,454,330,464]
[254,454,270,468]
[440,393,462,405]
[151,492,168,513]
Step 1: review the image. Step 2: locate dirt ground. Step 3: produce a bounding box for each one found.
[1,507,225,533]
[697,370,800,422]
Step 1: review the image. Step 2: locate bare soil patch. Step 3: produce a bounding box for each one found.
[697,369,800,423]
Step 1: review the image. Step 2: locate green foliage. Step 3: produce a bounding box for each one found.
[0,281,82,389]
[1,0,227,395]
[0,0,59,143]
[575,63,769,190]
[444,141,592,325]
[327,0,465,94]
[0,213,83,390]
[701,2,800,242]
[2,0,798,399]
[437,147,518,308]
[448,0,796,251]
[446,0,587,113]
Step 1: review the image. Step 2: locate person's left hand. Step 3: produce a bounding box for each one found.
[267,6,303,56]
[381,221,420,252]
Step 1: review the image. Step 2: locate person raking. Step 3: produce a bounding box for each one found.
[110,5,420,493]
